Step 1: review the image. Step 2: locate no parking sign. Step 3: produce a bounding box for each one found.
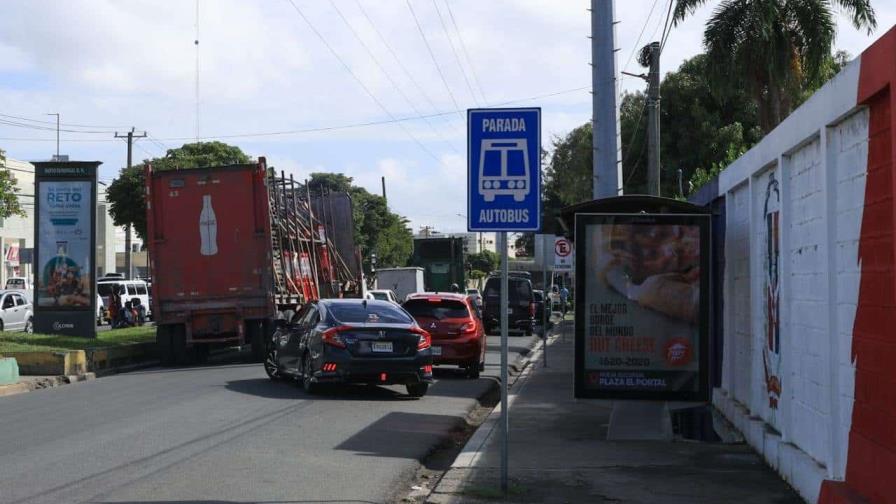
[554,236,573,271]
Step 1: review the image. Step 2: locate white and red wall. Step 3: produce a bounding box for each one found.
[711,26,896,503]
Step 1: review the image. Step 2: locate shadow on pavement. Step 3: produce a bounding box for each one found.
[335,411,464,465]
[224,378,421,402]
[99,500,379,504]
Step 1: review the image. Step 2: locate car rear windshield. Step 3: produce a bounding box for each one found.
[97,283,120,296]
[484,279,533,302]
[403,299,469,320]
[371,292,388,301]
[328,302,412,324]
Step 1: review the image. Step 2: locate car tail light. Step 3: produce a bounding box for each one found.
[422,365,433,374]
[529,302,536,317]
[410,326,431,350]
[322,325,351,348]
[460,322,476,334]
[322,362,337,372]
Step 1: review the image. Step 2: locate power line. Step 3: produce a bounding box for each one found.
[0,85,591,144]
[329,0,460,154]
[354,0,464,135]
[0,118,113,134]
[620,0,661,79]
[659,0,675,53]
[405,0,463,119]
[443,0,488,104]
[0,112,128,129]
[431,0,480,106]
[285,0,446,166]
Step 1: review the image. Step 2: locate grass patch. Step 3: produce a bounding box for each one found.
[0,325,156,354]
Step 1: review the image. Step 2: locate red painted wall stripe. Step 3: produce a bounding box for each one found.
[821,25,896,504]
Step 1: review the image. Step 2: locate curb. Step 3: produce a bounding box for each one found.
[0,382,29,397]
[426,322,568,503]
[2,350,88,376]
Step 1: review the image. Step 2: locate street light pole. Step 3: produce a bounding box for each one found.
[46,113,60,159]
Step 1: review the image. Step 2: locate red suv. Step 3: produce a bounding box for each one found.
[403,293,487,378]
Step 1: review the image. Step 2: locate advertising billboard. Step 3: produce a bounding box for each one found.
[574,213,710,401]
[33,161,99,337]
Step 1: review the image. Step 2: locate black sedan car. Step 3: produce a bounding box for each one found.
[264,299,434,397]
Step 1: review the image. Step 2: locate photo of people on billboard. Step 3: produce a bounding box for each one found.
[37,181,92,308]
[577,213,709,398]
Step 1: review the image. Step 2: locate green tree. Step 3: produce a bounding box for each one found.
[307,172,413,274]
[468,250,499,275]
[0,149,25,219]
[673,0,876,132]
[514,233,535,257]
[106,142,252,242]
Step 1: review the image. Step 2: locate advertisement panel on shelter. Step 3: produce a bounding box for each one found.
[33,161,98,338]
[575,213,710,401]
[37,181,93,308]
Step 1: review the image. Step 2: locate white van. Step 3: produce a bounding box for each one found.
[5,277,32,291]
[97,279,151,320]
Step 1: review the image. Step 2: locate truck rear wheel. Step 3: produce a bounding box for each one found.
[171,324,189,365]
[247,320,266,363]
[157,325,174,366]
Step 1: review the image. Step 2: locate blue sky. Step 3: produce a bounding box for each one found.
[1,0,893,233]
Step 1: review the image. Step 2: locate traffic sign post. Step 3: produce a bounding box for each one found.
[468,108,541,494]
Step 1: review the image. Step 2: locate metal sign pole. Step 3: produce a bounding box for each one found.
[542,236,548,367]
[500,231,509,493]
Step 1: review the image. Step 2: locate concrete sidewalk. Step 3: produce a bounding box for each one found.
[427,320,802,504]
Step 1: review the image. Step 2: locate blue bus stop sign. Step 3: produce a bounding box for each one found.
[468,108,541,232]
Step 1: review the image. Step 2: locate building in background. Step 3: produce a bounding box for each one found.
[115,227,146,278]
[0,157,34,287]
[96,188,116,277]
[415,227,498,255]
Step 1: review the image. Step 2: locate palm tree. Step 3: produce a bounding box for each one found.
[673,0,876,132]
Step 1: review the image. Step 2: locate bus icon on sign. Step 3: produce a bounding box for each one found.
[478,139,530,202]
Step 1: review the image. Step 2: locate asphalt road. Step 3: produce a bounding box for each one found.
[0,333,538,504]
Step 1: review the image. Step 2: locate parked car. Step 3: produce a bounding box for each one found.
[264,299,433,397]
[4,276,32,291]
[97,279,152,321]
[366,289,400,303]
[403,293,486,379]
[0,290,32,333]
[465,288,482,307]
[482,275,536,336]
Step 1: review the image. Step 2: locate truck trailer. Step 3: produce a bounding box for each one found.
[411,237,466,292]
[375,267,424,302]
[145,158,362,364]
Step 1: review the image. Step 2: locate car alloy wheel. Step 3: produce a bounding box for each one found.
[24,318,32,334]
[302,353,317,394]
[264,347,280,380]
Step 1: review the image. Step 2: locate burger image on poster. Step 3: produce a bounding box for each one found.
[594,224,699,323]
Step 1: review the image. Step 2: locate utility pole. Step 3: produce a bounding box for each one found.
[646,41,661,196]
[46,113,60,159]
[591,0,622,198]
[115,127,147,279]
[381,176,387,203]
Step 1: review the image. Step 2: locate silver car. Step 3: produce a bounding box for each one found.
[0,290,33,333]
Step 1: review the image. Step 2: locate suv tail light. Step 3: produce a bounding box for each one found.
[529,302,536,317]
[322,325,351,348]
[410,326,431,350]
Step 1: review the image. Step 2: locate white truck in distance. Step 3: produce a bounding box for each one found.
[375,267,425,302]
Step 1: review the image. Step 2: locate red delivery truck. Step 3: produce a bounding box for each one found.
[145,157,362,365]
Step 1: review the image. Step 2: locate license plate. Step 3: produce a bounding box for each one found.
[431,346,442,356]
[372,341,393,353]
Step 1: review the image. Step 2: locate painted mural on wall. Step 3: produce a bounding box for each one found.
[762,171,781,410]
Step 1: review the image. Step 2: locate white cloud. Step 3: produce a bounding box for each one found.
[0,0,893,228]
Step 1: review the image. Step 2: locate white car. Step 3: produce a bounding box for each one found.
[366,289,400,303]
[97,279,152,319]
[5,276,32,291]
[0,290,32,333]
